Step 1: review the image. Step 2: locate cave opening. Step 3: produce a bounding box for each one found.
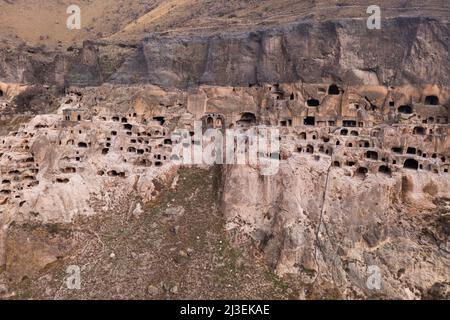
[403,159,419,170]
[206,116,214,128]
[398,105,412,114]
[238,112,256,127]
[307,99,320,107]
[303,117,315,126]
[366,150,378,160]
[215,118,223,127]
[153,116,165,125]
[108,170,118,177]
[343,120,357,127]
[413,127,425,135]
[0,89,3,97]
[328,84,340,95]
[356,167,368,177]
[424,95,439,105]
[379,165,391,175]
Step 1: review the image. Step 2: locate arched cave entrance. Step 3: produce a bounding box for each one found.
[398,105,412,114]
[366,150,378,160]
[303,117,315,126]
[403,159,419,170]
[425,95,439,105]
[238,112,256,127]
[328,84,340,95]
[206,116,214,128]
[356,167,368,177]
[413,127,425,135]
[378,165,391,175]
[307,99,320,107]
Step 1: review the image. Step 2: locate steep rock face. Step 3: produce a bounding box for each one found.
[1,17,449,88]
[128,18,450,87]
[222,160,450,299]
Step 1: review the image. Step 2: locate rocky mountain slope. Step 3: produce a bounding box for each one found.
[0,1,449,299]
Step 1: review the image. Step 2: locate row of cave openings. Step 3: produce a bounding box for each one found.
[396,96,440,114]
[203,112,365,129]
[65,110,168,129]
[331,161,394,177]
[269,84,342,104]
[272,84,443,118]
[331,158,447,175]
[390,146,447,162]
[108,115,166,126]
[294,137,448,173]
[203,113,258,130]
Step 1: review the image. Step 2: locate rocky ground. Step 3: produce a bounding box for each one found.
[1,167,322,300]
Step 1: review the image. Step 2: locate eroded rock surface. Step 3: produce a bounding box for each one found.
[0,1,449,300]
[0,81,448,298]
